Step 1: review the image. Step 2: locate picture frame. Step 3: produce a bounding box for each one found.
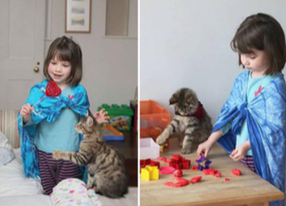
[65,0,91,33]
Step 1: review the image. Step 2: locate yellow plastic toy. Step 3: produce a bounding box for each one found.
[141,166,159,181]
[160,143,168,153]
[160,145,164,153]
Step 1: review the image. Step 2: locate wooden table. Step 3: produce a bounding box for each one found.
[106,130,138,187]
[140,139,284,206]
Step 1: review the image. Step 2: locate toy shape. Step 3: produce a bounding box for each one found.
[191,166,198,170]
[168,154,191,170]
[99,124,124,141]
[173,169,183,177]
[157,154,191,169]
[196,155,212,171]
[164,177,189,187]
[203,168,219,176]
[215,173,222,178]
[160,143,168,152]
[140,158,160,172]
[157,157,167,162]
[141,166,159,181]
[190,176,202,184]
[225,178,230,182]
[159,166,175,174]
[232,168,242,176]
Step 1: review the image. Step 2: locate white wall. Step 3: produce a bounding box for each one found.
[46,0,137,112]
[140,0,286,122]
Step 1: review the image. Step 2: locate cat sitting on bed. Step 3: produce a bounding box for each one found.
[53,111,129,198]
[156,88,213,154]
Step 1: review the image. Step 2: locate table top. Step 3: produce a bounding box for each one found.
[140,139,284,206]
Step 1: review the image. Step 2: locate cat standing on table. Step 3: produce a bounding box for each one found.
[197,13,286,206]
[18,36,108,195]
[156,88,213,154]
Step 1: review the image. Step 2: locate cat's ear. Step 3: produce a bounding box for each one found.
[87,116,94,127]
[169,93,179,105]
[87,109,93,117]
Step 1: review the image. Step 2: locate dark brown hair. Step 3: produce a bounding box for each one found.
[43,36,83,86]
[231,13,286,75]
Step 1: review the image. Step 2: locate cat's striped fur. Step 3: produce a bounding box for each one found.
[156,88,213,154]
[53,112,129,198]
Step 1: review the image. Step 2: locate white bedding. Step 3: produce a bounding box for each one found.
[0,149,43,197]
[0,195,53,206]
[0,148,136,206]
[0,148,53,206]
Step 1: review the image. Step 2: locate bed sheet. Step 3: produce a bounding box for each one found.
[0,195,53,206]
[0,148,43,197]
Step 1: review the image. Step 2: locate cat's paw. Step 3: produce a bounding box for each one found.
[156,135,166,145]
[181,148,192,154]
[52,151,61,160]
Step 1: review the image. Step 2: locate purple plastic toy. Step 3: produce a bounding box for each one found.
[196,156,212,171]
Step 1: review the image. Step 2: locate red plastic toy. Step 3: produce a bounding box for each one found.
[164,177,189,187]
[232,168,242,176]
[173,169,183,177]
[203,168,219,176]
[191,166,198,170]
[157,154,191,169]
[168,154,191,170]
[159,166,175,174]
[190,176,202,184]
[215,173,221,178]
[140,159,160,172]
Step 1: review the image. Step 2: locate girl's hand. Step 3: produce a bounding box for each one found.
[197,130,222,158]
[93,108,109,124]
[196,139,214,158]
[229,141,251,161]
[20,103,34,124]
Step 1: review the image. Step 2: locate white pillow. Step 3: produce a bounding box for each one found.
[0,147,15,166]
[0,131,12,150]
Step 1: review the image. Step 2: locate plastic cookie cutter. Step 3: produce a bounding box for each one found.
[195,155,212,171]
[141,166,159,181]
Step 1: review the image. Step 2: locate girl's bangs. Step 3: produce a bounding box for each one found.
[235,27,264,54]
[52,48,72,62]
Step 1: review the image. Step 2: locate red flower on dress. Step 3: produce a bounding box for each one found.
[68,95,74,100]
[255,86,264,97]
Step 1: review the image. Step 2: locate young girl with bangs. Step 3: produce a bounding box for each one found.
[18,36,108,195]
[197,13,286,206]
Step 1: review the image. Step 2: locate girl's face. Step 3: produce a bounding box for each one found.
[48,55,71,89]
[240,49,269,78]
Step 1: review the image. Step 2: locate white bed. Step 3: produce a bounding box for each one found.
[0,135,138,206]
[0,148,53,206]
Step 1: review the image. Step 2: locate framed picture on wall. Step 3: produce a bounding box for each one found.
[65,0,91,33]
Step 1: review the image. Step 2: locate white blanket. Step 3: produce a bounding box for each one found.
[0,149,53,206]
[0,149,44,197]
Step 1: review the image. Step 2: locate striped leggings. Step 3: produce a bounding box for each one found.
[38,150,81,195]
[240,155,256,173]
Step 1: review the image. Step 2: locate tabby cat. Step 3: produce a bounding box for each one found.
[53,111,129,198]
[156,88,213,154]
